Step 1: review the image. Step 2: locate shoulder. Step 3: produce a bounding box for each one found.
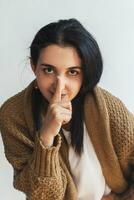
[0,89,26,122]
[0,80,35,123]
[0,87,35,160]
[96,86,124,105]
[0,90,27,139]
[95,86,134,135]
[96,86,133,116]
[96,86,134,162]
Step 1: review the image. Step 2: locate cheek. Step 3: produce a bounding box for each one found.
[76,75,83,87]
[36,76,51,94]
[70,78,83,93]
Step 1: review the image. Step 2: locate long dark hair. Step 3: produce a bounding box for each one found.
[30,18,103,156]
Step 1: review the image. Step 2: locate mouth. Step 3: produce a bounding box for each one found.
[61,94,67,97]
[50,91,67,97]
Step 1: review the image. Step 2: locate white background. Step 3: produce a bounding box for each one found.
[0,0,134,199]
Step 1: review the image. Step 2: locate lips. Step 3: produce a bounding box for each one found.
[50,91,67,96]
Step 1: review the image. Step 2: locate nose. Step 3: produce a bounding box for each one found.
[52,75,66,92]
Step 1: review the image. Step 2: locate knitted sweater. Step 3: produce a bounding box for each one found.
[0,80,134,200]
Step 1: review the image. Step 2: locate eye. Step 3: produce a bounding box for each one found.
[68,70,79,76]
[43,67,54,74]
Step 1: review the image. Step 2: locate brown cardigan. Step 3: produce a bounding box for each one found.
[0,79,134,200]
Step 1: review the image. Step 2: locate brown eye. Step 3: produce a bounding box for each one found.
[68,70,79,76]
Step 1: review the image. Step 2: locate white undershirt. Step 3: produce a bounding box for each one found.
[62,122,111,200]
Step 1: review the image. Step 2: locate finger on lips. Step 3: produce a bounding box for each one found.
[51,78,71,105]
[51,78,62,103]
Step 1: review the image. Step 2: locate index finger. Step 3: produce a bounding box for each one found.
[51,78,62,102]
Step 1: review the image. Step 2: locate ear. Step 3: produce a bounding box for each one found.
[30,57,36,74]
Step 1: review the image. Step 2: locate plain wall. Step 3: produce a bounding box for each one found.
[0,0,134,199]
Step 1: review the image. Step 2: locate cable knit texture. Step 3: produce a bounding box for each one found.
[0,79,134,200]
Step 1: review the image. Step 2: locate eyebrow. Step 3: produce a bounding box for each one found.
[39,63,82,70]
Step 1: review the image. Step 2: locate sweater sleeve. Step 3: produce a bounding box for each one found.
[0,99,67,200]
[101,88,134,200]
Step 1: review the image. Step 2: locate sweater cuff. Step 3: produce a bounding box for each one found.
[30,133,62,177]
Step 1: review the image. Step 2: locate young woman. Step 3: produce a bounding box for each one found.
[0,18,134,200]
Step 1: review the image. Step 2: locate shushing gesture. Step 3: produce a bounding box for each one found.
[39,78,72,146]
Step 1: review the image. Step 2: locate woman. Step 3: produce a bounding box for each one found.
[0,18,134,200]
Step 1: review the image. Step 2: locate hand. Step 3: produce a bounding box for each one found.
[40,78,72,143]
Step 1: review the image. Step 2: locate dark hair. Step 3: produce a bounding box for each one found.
[30,18,103,156]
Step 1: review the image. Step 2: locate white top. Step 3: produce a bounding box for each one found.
[62,122,111,200]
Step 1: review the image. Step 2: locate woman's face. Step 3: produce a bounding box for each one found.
[31,44,83,102]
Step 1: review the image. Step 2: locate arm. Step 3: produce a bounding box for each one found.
[0,103,67,200]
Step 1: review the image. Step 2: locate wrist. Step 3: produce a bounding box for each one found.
[39,133,54,147]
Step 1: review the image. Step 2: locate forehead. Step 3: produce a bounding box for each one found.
[38,44,81,67]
